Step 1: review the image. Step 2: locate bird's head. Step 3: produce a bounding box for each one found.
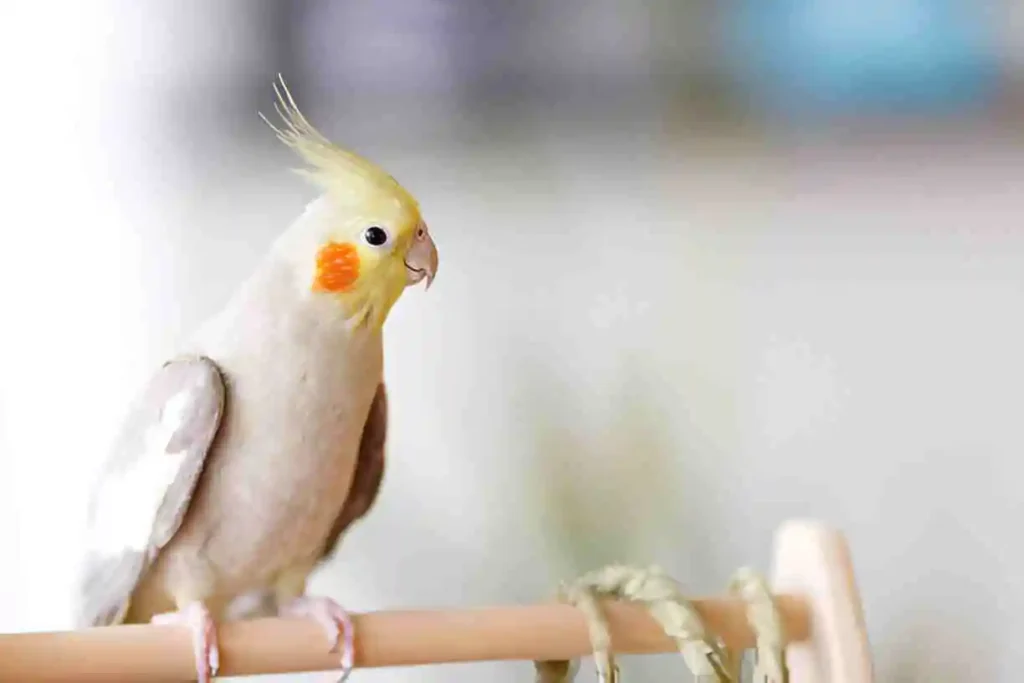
[261,76,438,328]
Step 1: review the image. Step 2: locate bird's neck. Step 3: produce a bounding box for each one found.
[188,256,383,361]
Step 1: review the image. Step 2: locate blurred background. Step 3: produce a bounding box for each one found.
[1,1,1024,680]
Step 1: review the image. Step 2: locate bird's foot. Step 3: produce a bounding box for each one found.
[151,602,220,683]
[281,595,355,683]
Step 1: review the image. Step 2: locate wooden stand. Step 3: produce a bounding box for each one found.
[0,519,872,682]
[771,520,874,682]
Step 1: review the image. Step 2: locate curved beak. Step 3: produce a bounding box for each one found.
[404,222,438,290]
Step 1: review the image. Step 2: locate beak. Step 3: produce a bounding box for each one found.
[404,222,438,290]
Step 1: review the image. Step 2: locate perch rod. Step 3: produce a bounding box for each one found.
[0,596,810,681]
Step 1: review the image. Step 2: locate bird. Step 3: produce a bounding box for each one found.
[73,74,439,683]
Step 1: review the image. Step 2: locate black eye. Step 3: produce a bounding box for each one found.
[364,226,389,247]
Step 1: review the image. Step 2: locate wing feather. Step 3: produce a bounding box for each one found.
[74,355,226,627]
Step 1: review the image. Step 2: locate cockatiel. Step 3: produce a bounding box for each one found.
[74,75,439,683]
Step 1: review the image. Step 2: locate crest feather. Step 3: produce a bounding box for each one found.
[259,74,415,207]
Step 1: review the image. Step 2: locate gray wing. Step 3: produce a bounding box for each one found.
[74,355,226,627]
[318,382,388,562]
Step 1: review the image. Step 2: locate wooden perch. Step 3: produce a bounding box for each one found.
[0,520,873,682]
[0,597,809,681]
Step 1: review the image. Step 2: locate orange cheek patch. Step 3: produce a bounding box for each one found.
[313,241,360,292]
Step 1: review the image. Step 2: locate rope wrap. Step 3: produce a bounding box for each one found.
[532,565,787,682]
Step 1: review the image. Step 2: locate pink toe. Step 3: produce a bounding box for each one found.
[154,603,219,682]
[284,596,356,677]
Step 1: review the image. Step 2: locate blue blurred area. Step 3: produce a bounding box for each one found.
[723,0,1001,120]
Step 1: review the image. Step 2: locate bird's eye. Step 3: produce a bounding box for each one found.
[363,226,389,247]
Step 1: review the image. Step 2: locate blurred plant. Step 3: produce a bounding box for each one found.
[515,351,683,582]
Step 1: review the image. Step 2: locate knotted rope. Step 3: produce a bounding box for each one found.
[533,565,787,683]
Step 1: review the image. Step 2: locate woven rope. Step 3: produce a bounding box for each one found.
[532,565,787,682]
[728,568,788,683]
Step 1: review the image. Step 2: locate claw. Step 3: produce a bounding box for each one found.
[152,602,219,683]
[282,595,355,683]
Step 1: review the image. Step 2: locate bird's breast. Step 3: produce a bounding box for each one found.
[156,281,385,600]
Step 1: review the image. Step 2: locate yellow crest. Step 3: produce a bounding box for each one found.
[259,74,418,210]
